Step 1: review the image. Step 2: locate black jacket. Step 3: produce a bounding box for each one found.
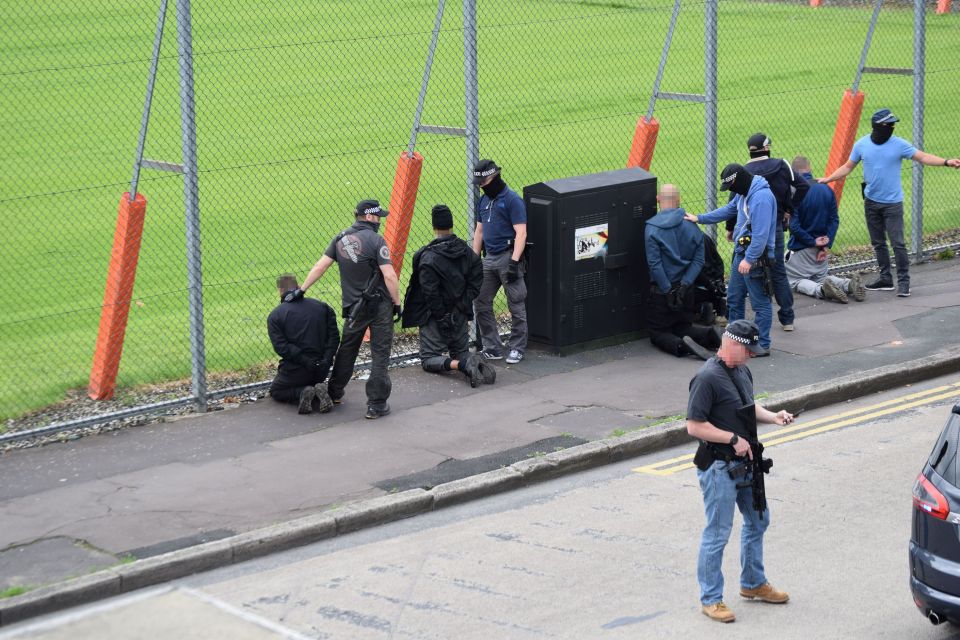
[726,156,810,231]
[401,235,483,328]
[267,296,340,378]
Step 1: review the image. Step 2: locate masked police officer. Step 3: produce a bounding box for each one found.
[471,159,528,365]
[685,164,778,355]
[293,199,402,419]
[686,319,794,623]
[268,274,340,414]
[402,204,493,387]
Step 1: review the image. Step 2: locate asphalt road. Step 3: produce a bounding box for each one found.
[5,373,960,640]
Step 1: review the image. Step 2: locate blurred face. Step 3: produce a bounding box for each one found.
[719,338,752,367]
[479,174,495,188]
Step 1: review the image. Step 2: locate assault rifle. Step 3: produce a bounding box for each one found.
[735,403,773,516]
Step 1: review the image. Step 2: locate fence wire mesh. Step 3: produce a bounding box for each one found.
[2,0,958,436]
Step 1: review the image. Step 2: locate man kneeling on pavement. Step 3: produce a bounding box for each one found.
[268,274,340,414]
[402,204,495,387]
[645,184,721,360]
[786,156,866,304]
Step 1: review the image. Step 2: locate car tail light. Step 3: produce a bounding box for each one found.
[914,473,950,520]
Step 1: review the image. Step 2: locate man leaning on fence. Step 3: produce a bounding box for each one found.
[292,199,402,420]
[471,159,528,365]
[268,274,339,414]
[644,183,721,361]
[819,108,960,298]
[402,204,494,388]
[786,156,865,305]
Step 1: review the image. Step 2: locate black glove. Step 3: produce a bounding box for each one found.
[310,359,330,379]
[666,284,682,311]
[437,312,455,334]
[677,283,689,304]
[393,304,403,322]
[283,288,305,303]
[506,259,521,283]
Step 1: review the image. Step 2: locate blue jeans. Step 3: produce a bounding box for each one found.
[697,460,770,605]
[726,254,772,349]
[772,226,794,326]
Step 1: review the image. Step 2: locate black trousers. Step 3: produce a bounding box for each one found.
[328,298,394,408]
[647,290,719,357]
[269,367,326,405]
[419,313,470,373]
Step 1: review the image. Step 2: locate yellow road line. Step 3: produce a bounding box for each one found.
[633,382,959,476]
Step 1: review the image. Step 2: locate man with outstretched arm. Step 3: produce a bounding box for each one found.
[289,199,402,419]
[684,163,777,356]
[819,108,960,298]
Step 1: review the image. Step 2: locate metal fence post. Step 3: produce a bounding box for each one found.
[912,0,925,261]
[704,0,718,239]
[130,0,169,200]
[175,0,207,411]
[464,0,479,243]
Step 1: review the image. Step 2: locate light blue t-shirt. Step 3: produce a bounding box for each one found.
[850,135,917,204]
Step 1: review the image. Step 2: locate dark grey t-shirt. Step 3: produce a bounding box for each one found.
[324,221,392,309]
[686,356,754,456]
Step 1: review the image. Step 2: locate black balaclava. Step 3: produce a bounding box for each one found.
[720,163,753,197]
[480,174,506,199]
[356,216,380,233]
[871,123,894,145]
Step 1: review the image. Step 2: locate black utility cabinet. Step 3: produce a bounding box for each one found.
[523,167,657,353]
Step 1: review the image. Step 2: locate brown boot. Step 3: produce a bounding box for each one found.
[740,582,789,603]
[701,602,736,623]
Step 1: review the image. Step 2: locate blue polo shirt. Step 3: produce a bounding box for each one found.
[477,186,526,255]
[851,135,917,204]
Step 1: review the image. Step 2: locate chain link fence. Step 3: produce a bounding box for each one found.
[2,0,958,438]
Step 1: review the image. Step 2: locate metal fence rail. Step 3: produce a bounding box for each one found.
[2,0,957,437]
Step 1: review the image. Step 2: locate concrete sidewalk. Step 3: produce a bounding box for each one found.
[1,259,958,608]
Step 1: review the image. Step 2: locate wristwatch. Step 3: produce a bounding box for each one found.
[728,434,739,446]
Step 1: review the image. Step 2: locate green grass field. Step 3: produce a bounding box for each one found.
[1,0,958,420]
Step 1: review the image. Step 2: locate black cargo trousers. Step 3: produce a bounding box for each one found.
[327,298,393,409]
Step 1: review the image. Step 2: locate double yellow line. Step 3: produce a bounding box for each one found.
[633,380,960,476]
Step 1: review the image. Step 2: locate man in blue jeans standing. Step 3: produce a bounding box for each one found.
[685,164,777,356]
[820,108,960,297]
[686,319,795,623]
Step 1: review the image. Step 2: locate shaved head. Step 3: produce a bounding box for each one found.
[657,183,680,209]
[792,155,812,174]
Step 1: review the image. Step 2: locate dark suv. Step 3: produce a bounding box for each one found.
[911,401,960,626]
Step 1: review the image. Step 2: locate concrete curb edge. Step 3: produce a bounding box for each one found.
[3,346,959,625]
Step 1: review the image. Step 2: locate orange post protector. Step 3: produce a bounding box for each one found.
[627,117,660,171]
[824,89,864,206]
[383,151,424,277]
[89,193,147,400]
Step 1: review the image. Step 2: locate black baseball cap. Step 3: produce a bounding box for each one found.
[719,163,746,191]
[747,133,770,152]
[723,319,766,355]
[355,199,388,217]
[472,159,501,185]
[871,108,900,125]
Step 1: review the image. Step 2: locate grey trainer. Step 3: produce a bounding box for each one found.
[821,278,848,304]
[849,272,866,302]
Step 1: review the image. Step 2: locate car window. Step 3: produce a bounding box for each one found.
[929,414,960,486]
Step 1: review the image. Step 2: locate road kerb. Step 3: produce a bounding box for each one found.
[2,346,958,626]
